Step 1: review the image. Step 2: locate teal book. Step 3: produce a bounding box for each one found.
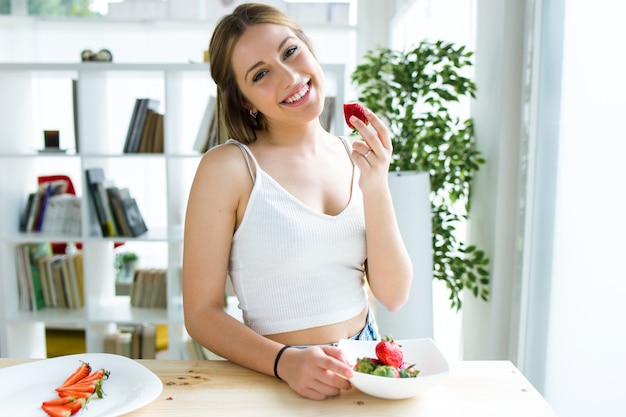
[27,242,53,310]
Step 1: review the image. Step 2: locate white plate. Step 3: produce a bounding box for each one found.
[0,353,162,416]
[338,338,449,400]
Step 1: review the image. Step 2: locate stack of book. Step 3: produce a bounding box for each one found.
[123,98,164,153]
[103,323,157,359]
[15,243,84,311]
[129,268,167,309]
[85,167,148,238]
[19,178,81,236]
[192,96,218,153]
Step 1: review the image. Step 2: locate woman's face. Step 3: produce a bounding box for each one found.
[231,23,325,129]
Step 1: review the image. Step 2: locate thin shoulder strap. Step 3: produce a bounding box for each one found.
[338,136,355,166]
[225,139,256,183]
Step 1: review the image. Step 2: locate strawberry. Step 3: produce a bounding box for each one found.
[343,103,368,129]
[41,404,71,417]
[60,398,86,415]
[375,336,403,368]
[42,397,76,407]
[77,368,110,384]
[57,377,105,398]
[59,361,91,388]
[55,390,93,400]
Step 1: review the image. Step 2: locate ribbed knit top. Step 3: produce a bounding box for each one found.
[226,138,368,335]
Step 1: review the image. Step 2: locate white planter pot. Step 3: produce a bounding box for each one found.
[374,171,434,339]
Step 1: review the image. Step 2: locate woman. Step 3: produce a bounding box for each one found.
[182,3,412,400]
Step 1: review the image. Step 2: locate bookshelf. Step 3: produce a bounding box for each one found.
[0,62,346,359]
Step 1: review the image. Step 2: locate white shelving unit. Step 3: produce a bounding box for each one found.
[0,62,345,359]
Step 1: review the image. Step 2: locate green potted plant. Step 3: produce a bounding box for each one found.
[351,40,490,310]
[115,251,138,281]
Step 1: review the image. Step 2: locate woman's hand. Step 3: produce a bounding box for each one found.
[277,345,354,400]
[349,107,393,191]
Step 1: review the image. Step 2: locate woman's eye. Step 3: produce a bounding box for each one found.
[284,45,298,59]
[252,70,268,82]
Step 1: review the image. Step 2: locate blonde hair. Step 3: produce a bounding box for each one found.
[208,3,315,145]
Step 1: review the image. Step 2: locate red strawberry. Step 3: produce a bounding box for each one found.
[57,377,105,398]
[61,398,86,415]
[41,404,71,417]
[77,368,110,384]
[343,103,368,129]
[58,361,91,388]
[375,336,403,368]
[55,390,93,400]
[42,397,77,407]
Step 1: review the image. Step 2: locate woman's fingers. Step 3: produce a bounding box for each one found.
[349,108,391,153]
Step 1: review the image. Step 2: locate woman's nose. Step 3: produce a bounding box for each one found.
[278,63,299,87]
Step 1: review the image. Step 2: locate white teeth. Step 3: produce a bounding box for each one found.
[285,83,310,103]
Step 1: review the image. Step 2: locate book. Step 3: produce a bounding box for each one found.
[35,183,54,232]
[131,324,143,359]
[19,193,36,232]
[71,252,85,307]
[104,325,156,359]
[121,197,148,237]
[130,268,166,308]
[122,99,142,153]
[151,113,164,153]
[141,324,157,359]
[107,186,133,237]
[60,256,76,308]
[137,110,158,153]
[85,167,117,237]
[193,96,217,153]
[25,192,42,232]
[37,255,52,307]
[43,255,64,307]
[15,242,52,311]
[14,245,33,310]
[26,243,53,310]
[52,259,68,308]
[124,98,160,153]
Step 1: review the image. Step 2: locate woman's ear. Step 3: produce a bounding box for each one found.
[243,101,258,119]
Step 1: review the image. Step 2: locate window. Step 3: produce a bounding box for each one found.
[2,0,355,24]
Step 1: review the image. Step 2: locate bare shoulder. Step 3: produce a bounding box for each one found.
[196,141,252,182]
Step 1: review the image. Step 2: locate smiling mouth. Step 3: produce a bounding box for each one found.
[283,81,311,104]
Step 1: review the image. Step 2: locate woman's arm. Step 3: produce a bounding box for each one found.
[349,109,414,312]
[183,145,278,371]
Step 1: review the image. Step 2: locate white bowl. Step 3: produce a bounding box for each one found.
[337,338,449,400]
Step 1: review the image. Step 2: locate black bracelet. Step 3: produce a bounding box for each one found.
[273,345,291,380]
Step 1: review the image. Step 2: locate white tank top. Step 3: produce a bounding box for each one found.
[226,138,369,335]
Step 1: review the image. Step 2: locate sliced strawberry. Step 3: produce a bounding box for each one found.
[62,398,86,415]
[42,396,76,407]
[58,361,91,388]
[55,390,94,400]
[78,368,110,384]
[57,377,105,398]
[42,404,71,417]
[343,103,368,129]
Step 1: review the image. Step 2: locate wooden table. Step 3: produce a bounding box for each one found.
[0,359,558,416]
